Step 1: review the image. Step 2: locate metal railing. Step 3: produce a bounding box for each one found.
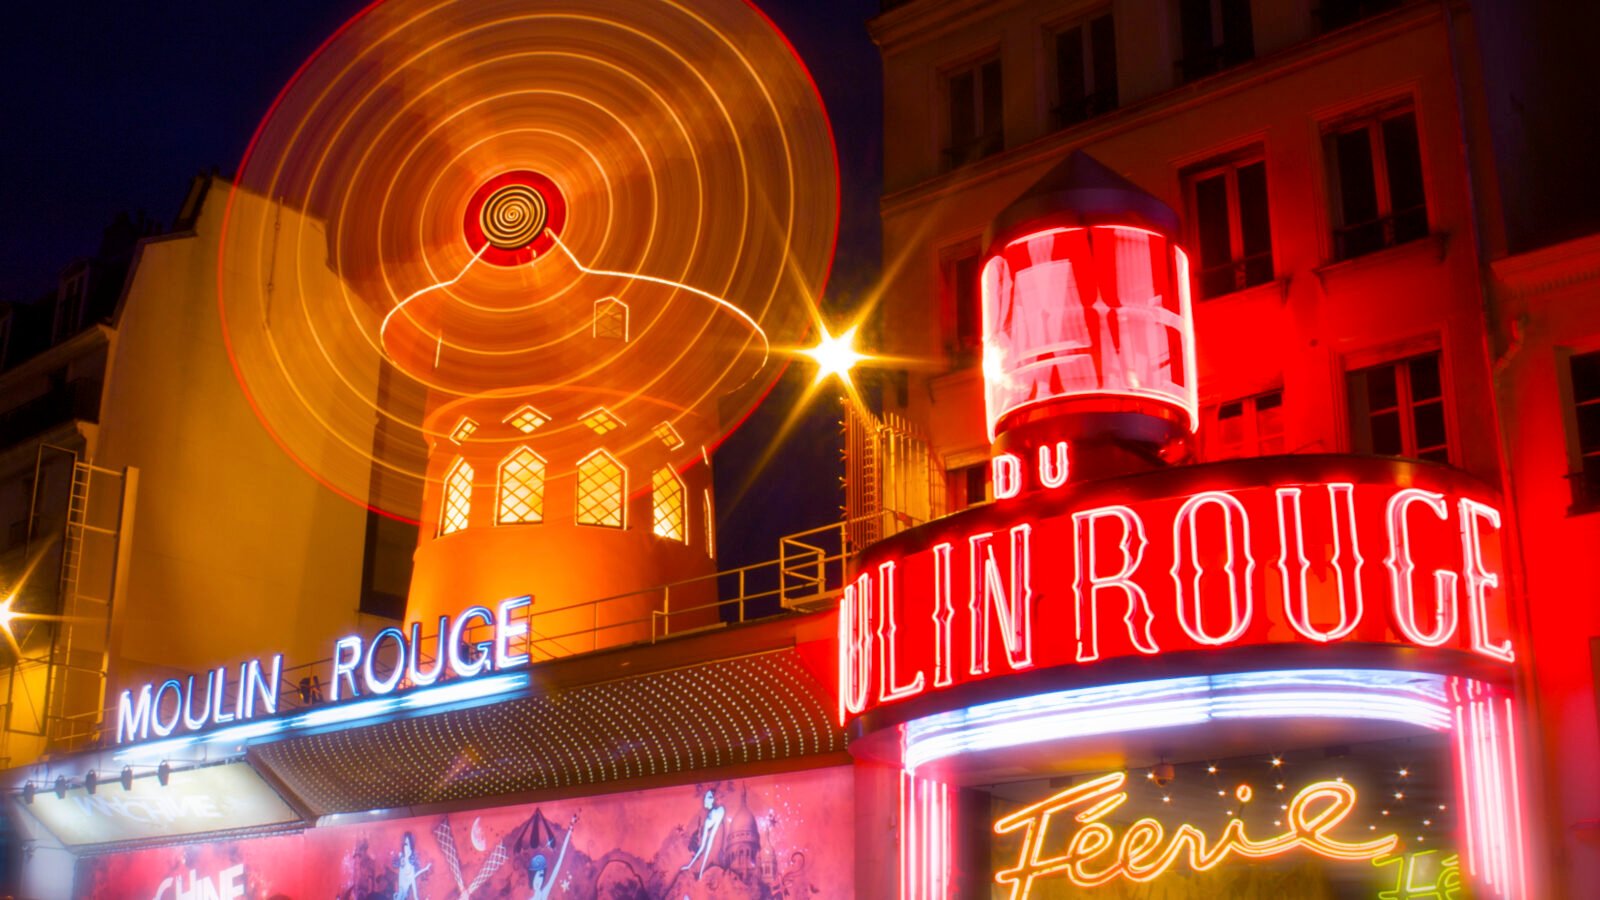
[844,403,949,552]
[47,512,932,753]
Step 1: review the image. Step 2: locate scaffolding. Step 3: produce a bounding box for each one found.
[842,401,948,553]
[0,448,134,763]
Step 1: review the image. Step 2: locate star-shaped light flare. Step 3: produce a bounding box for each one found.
[801,323,868,387]
[0,596,21,658]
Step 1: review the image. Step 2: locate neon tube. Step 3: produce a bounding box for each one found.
[901,669,1454,774]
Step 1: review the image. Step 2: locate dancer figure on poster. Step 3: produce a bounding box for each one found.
[393,831,432,900]
[682,789,726,880]
[528,812,578,900]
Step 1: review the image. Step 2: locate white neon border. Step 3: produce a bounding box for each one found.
[901,668,1453,774]
[895,668,1527,900]
[112,672,531,765]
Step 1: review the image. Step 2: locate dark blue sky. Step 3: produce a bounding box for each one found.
[0,0,882,303]
[0,0,883,570]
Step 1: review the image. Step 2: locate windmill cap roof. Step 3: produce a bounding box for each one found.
[986,151,1180,253]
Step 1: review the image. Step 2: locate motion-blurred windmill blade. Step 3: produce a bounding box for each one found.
[218,0,837,524]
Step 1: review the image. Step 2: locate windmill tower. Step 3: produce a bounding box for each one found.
[218,0,838,650]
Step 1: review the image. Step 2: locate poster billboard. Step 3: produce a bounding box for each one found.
[74,764,852,899]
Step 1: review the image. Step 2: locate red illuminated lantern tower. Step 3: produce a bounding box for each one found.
[980,151,1198,488]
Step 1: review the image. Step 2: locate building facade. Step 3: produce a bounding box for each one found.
[4,0,1597,898]
[862,0,1598,896]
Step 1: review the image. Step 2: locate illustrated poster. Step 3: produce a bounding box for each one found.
[73,764,851,899]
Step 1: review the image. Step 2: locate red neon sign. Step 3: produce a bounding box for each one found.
[980,225,1198,439]
[839,458,1515,724]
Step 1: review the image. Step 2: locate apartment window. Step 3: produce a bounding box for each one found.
[944,54,1003,168]
[945,249,983,361]
[496,447,546,525]
[1209,390,1285,459]
[1177,0,1254,82]
[652,467,686,543]
[53,268,87,343]
[1051,11,1117,127]
[948,462,990,509]
[576,449,627,528]
[1346,352,1449,462]
[1326,106,1428,260]
[1319,0,1403,32]
[1186,153,1274,297]
[438,457,473,536]
[1567,351,1600,511]
[358,509,415,620]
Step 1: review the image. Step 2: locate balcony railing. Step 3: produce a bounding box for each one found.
[1176,40,1255,83]
[46,512,926,753]
[1333,206,1428,261]
[942,131,1004,170]
[1052,89,1118,129]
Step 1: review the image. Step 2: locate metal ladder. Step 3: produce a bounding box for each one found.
[57,462,90,609]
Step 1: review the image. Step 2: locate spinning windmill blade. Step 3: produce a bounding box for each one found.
[218,0,839,523]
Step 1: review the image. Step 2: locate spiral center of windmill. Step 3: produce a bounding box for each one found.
[480,184,548,250]
[463,172,567,265]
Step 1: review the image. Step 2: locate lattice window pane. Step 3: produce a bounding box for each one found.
[653,421,684,450]
[593,297,629,341]
[497,447,546,525]
[652,467,686,542]
[503,405,549,435]
[439,458,474,536]
[580,407,623,436]
[576,451,626,528]
[449,417,479,444]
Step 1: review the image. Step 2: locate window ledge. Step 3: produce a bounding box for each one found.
[1313,232,1449,287]
[1200,276,1292,305]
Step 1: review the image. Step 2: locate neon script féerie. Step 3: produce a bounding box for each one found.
[993,772,1398,897]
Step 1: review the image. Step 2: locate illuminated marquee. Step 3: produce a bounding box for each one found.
[116,656,283,745]
[116,598,531,745]
[839,458,1514,723]
[992,772,1398,897]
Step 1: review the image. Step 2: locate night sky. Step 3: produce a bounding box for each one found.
[0,0,883,571]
